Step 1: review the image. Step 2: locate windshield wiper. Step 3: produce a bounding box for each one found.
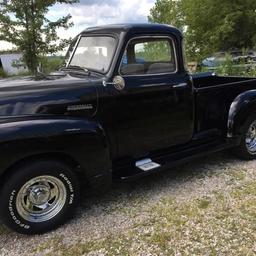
[60,65,90,75]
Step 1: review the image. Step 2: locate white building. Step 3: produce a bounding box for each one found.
[0,53,28,75]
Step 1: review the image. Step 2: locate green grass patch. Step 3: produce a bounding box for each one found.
[0,224,9,234]
[35,234,132,256]
[34,179,256,256]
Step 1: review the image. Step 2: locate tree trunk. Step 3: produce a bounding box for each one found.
[30,0,38,76]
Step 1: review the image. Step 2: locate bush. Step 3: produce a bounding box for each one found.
[0,68,8,78]
[198,54,256,77]
[215,58,256,77]
[39,56,64,74]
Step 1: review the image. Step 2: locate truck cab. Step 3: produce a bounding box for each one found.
[68,24,194,159]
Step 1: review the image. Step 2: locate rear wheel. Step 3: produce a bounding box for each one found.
[0,160,79,234]
[234,114,256,160]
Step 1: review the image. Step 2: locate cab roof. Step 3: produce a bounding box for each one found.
[80,23,183,38]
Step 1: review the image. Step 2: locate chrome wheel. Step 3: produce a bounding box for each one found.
[245,120,256,154]
[16,176,67,223]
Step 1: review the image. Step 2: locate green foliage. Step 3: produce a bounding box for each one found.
[215,63,256,77]
[199,55,256,77]
[12,70,32,77]
[149,0,256,61]
[0,68,7,78]
[0,49,19,54]
[0,56,63,78]
[135,40,172,62]
[148,0,184,30]
[39,56,64,74]
[0,0,78,75]
[214,55,236,76]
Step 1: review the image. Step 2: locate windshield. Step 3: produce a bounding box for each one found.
[69,36,116,73]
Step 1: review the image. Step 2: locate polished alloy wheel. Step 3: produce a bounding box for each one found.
[16,176,67,223]
[245,120,256,154]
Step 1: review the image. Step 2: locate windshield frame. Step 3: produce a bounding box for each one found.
[67,34,118,75]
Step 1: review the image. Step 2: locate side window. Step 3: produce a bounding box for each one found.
[120,37,176,75]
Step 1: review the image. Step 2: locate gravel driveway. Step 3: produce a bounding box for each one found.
[0,151,255,256]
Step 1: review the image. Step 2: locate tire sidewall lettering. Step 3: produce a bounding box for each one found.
[8,190,30,230]
[59,173,75,205]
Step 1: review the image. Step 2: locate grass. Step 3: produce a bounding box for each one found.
[0,224,9,235]
[144,181,255,255]
[35,234,132,256]
[0,68,8,78]
[33,168,256,256]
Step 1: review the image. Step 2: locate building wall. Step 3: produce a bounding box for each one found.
[0,53,28,75]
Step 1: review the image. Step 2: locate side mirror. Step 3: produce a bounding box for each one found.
[103,76,125,91]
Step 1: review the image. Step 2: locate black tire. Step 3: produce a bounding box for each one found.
[0,160,79,234]
[234,114,256,160]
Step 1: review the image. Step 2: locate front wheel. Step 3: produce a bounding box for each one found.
[234,114,256,160]
[0,160,79,234]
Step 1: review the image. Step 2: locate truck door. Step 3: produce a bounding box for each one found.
[113,36,194,157]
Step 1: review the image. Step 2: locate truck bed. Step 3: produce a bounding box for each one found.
[192,72,256,89]
[192,72,256,135]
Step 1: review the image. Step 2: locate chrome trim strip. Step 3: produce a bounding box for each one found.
[173,83,187,88]
[66,34,82,67]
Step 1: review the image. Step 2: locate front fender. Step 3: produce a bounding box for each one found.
[227,90,256,138]
[0,118,112,184]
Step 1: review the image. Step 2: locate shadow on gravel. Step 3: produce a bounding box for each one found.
[79,150,240,211]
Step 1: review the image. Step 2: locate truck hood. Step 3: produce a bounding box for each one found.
[0,73,101,117]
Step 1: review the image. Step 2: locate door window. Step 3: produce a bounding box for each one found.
[120,37,177,75]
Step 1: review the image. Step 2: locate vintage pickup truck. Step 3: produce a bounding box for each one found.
[0,24,256,234]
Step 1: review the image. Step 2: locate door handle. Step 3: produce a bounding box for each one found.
[172,83,187,89]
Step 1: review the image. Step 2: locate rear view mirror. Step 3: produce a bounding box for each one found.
[103,76,125,91]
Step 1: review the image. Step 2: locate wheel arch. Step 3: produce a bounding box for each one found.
[0,152,84,189]
[0,118,113,190]
[227,90,256,138]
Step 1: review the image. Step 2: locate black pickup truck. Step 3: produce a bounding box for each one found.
[0,24,256,234]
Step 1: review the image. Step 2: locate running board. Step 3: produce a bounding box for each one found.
[115,139,236,181]
[135,158,161,171]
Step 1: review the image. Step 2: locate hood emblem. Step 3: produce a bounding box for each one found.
[67,104,93,111]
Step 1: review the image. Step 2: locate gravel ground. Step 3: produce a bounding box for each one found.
[0,151,255,256]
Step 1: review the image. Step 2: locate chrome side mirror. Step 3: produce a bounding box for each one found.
[103,76,125,91]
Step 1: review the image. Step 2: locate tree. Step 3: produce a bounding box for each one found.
[149,0,256,61]
[148,0,184,30]
[0,0,78,75]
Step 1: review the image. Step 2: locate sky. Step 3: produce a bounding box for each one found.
[0,0,156,51]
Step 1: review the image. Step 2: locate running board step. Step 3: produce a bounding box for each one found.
[135,158,161,172]
[114,140,234,181]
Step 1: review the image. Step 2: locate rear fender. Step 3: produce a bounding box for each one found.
[0,118,112,187]
[227,90,256,138]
